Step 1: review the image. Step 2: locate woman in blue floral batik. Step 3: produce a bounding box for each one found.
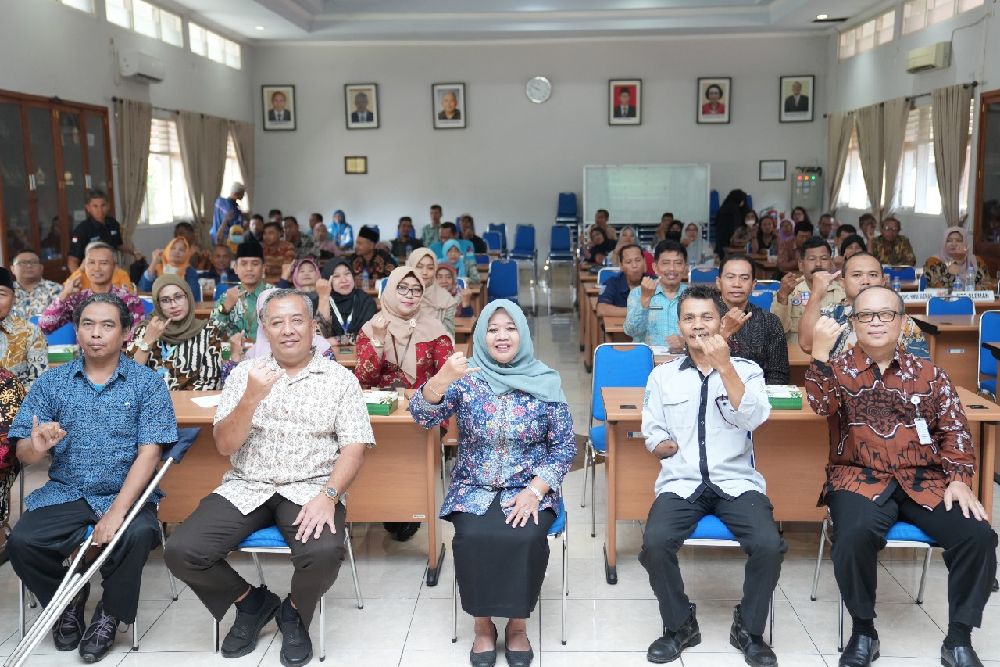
[409,299,575,667]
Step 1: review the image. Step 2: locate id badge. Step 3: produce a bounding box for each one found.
[914,418,932,445]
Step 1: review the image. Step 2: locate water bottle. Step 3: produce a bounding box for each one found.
[952,274,963,295]
[746,241,752,254]
[966,264,977,292]
[892,276,901,292]
[361,268,370,291]
[604,255,611,267]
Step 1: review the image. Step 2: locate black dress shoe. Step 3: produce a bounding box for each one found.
[78,602,118,663]
[276,596,313,667]
[941,644,985,667]
[53,582,89,651]
[838,632,880,667]
[221,587,281,658]
[646,605,701,664]
[469,624,498,667]
[729,605,777,667]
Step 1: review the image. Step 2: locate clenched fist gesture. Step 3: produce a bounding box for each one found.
[30,415,66,456]
[639,276,659,308]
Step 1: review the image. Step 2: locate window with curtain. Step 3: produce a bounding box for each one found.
[902,0,985,34]
[836,129,872,210]
[838,10,895,59]
[220,133,244,198]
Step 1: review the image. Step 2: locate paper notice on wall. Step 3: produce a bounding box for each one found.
[87,133,95,147]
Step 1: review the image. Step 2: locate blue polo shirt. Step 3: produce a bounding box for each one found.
[10,354,178,515]
[598,271,648,308]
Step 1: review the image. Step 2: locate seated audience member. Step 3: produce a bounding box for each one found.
[870,217,917,266]
[0,267,47,388]
[624,240,688,353]
[139,237,202,301]
[667,220,684,241]
[246,214,265,244]
[279,257,322,293]
[751,216,778,256]
[682,222,710,266]
[40,242,145,335]
[430,222,472,259]
[612,227,653,272]
[436,265,474,318]
[817,213,836,240]
[8,292,177,662]
[390,216,424,259]
[268,209,283,225]
[806,287,997,667]
[421,204,444,247]
[314,259,377,341]
[310,218,341,260]
[771,236,846,344]
[777,221,814,273]
[834,234,868,271]
[798,252,929,359]
[349,226,398,284]
[11,251,62,318]
[174,221,210,271]
[261,222,296,285]
[777,218,794,246]
[597,244,650,318]
[127,275,229,390]
[791,206,811,225]
[640,285,783,666]
[329,209,354,250]
[409,300,575,667]
[165,289,374,667]
[833,223,857,251]
[654,212,675,244]
[442,239,482,286]
[716,255,790,385]
[922,226,992,290]
[212,240,268,340]
[211,182,245,245]
[283,217,317,259]
[201,244,239,286]
[408,249,460,336]
[729,210,757,252]
[858,213,878,248]
[0,367,25,561]
[594,208,617,242]
[584,226,617,265]
[459,215,488,254]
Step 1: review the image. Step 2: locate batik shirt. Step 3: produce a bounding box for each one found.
[38,287,145,336]
[210,282,266,340]
[0,315,47,388]
[820,303,929,359]
[12,280,62,319]
[870,235,917,267]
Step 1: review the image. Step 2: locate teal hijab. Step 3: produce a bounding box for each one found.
[470,299,566,403]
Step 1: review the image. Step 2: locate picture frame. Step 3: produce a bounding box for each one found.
[608,79,642,126]
[697,77,731,125]
[261,85,296,131]
[432,83,466,129]
[779,75,815,123]
[759,159,787,182]
[345,156,368,175]
[344,83,379,130]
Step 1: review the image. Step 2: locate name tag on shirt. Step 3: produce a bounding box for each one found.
[914,418,932,445]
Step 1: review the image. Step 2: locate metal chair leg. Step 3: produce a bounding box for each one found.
[159,521,179,601]
[916,543,933,604]
[213,619,220,652]
[590,453,597,538]
[579,446,590,509]
[344,526,363,609]
[810,518,828,601]
[19,579,26,639]
[838,598,845,652]
[318,595,326,661]
[131,614,139,650]
[561,530,568,645]
[451,568,458,643]
[251,553,266,588]
[768,593,774,646]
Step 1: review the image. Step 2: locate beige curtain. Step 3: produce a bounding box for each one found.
[880,97,912,219]
[854,104,884,219]
[176,111,229,247]
[932,84,974,226]
[112,98,152,248]
[825,111,854,214]
[228,120,255,213]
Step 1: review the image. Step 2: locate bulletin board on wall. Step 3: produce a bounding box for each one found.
[583,164,711,226]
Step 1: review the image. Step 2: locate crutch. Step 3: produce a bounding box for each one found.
[5,429,199,667]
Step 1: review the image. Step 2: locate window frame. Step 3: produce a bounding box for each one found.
[838,9,898,60]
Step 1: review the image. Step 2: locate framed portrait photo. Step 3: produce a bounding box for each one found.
[345,83,379,130]
[779,75,815,123]
[432,83,466,129]
[759,159,787,182]
[262,84,296,131]
[697,77,731,125]
[608,79,641,126]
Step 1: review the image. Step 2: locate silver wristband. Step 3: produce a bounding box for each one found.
[527,484,544,501]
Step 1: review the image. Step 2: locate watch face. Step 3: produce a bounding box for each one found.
[526,76,552,104]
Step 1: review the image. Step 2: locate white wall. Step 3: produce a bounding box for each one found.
[252,35,828,254]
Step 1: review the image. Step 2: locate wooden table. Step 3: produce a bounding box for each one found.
[194,305,214,318]
[162,391,447,585]
[598,385,1000,584]
[455,316,474,344]
[601,315,628,342]
[787,342,810,386]
[909,314,982,391]
[905,299,1000,314]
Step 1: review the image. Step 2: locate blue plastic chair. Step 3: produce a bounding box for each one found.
[452,498,568,645]
[140,297,154,315]
[30,316,76,346]
[376,276,390,297]
[547,225,575,265]
[474,253,490,266]
[213,523,363,658]
[689,267,719,283]
[582,343,655,536]
[919,274,928,290]
[556,192,578,224]
[927,296,974,316]
[755,280,780,292]
[883,265,916,283]
[749,291,773,311]
[978,310,1000,396]
[597,267,621,287]
[456,277,467,291]
[213,282,236,301]
[487,259,519,303]
[811,516,936,651]
[483,231,503,254]
[509,224,538,282]
[488,224,508,252]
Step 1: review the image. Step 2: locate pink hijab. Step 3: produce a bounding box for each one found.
[244,287,332,360]
[936,226,974,275]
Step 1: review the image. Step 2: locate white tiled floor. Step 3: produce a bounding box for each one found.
[2,265,999,666]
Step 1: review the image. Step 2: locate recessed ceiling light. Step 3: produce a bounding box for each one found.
[254,25,264,31]
[816,13,828,20]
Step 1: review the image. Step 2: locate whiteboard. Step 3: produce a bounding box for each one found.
[583,164,710,226]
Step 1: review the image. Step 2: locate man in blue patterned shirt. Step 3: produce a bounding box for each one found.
[624,240,688,352]
[7,293,177,663]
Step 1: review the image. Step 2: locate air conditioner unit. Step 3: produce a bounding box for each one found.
[118,50,165,83]
[906,41,951,74]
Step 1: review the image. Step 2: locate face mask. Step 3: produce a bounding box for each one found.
[230,234,244,244]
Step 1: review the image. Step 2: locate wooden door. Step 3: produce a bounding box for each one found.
[973,88,1000,275]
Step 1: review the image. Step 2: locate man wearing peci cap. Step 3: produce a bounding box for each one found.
[348,226,397,286]
[211,239,268,340]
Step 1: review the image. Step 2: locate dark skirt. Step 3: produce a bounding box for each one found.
[449,495,556,619]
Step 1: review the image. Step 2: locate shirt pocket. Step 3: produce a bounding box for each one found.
[659,391,692,432]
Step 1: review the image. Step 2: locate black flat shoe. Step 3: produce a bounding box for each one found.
[469,624,498,667]
[647,604,700,664]
[221,587,281,658]
[504,627,534,667]
[729,605,777,667]
[941,644,984,667]
[839,632,880,667]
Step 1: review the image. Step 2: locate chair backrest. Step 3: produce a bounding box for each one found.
[474,253,490,266]
[140,297,154,315]
[456,277,467,291]
[214,282,236,301]
[512,224,536,254]
[591,343,655,424]
[597,267,621,286]
[927,296,974,316]
[978,310,1000,385]
[43,321,77,345]
[376,276,389,296]
[754,280,780,292]
[550,225,571,253]
[689,267,719,283]
[749,291,773,311]
[883,265,916,282]
[919,274,928,290]
[488,223,508,250]
[556,192,578,220]
[483,231,503,252]
[487,259,518,300]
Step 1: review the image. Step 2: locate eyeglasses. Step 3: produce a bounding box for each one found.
[396,284,424,297]
[849,310,902,323]
[157,294,188,307]
[13,260,40,266]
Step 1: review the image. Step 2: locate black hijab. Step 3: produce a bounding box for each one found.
[321,257,377,336]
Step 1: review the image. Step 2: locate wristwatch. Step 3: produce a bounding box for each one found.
[136,340,151,352]
[324,487,340,503]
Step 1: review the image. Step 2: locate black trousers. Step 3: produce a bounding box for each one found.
[828,486,998,627]
[0,463,17,524]
[639,488,786,636]
[164,493,346,628]
[450,495,556,619]
[7,499,160,623]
